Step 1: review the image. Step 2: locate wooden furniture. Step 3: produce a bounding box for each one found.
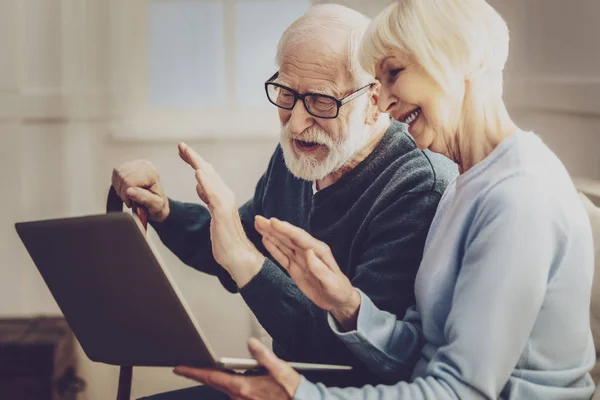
[0,316,85,400]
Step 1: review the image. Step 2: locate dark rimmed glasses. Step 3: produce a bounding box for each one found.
[264,72,375,119]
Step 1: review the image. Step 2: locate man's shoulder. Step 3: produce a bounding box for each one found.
[381,122,457,196]
[381,146,457,199]
[419,149,458,194]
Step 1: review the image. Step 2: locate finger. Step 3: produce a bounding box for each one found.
[265,228,303,254]
[271,219,339,272]
[254,215,272,237]
[265,233,316,275]
[262,236,290,270]
[173,367,240,397]
[270,218,325,252]
[256,218,299,255]
[263,233,295,261]
[178,142,210,172]
[178,145,232,212]
[113,165,158,209]
[305,248,334,279]
[247,338,299,388]
[112,168,131,208]
[125,187,164,214]
[196,180,211,206]
[266,229,326,272]
[192,166,216,208]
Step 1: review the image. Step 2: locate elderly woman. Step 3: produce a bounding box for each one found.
[173,0,596,399]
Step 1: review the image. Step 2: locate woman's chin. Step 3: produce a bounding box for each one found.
[411,132,430,150]
[411,128,437,151]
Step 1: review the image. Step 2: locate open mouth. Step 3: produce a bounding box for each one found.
[402,107,421,126]
[293,139,323,152]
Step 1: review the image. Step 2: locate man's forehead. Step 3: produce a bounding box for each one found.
[277,49,353,96]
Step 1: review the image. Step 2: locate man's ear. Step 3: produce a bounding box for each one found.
[365,81,382,125]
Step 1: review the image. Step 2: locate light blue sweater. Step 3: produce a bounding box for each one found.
[295,131,596,399]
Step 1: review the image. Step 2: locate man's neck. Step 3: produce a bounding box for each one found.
[316,117,391,191]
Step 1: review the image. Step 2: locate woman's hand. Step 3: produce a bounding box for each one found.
[174,338,301,400]
[255,216,361,331]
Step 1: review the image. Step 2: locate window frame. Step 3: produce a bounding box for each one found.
[107,0,315,141]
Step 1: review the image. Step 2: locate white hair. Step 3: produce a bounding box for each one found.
[279,105,372,181]
[359,0,509,93]
[276,4,373,86]
[359,0,510,138]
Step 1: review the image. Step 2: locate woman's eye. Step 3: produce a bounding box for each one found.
[388,68,404,82]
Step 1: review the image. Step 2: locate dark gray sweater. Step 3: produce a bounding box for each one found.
[152,121,457,387]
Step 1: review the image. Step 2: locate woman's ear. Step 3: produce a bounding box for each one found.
[365,81,382,125]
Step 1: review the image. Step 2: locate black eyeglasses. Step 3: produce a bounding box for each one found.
[264,72,375,119]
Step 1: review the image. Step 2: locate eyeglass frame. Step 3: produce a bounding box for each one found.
[264,72,375,119]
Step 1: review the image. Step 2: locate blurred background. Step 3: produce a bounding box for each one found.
[0,0,598,398]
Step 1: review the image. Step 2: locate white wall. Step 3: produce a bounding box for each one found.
[492,0,600,181]
[1,0,599,399]
[0,0,276,398]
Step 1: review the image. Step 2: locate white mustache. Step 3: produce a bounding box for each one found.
[282,125,334,148]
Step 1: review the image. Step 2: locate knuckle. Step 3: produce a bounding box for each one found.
[142,159,157,172]
[121,177,133,189]
[113,167,125,182]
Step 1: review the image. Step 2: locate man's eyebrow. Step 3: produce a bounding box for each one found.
[305,86,338,97]
[273,79,339,98]
[273,77,291,87]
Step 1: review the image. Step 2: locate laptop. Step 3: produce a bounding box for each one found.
[15,213,351,371]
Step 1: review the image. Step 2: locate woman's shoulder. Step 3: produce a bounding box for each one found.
[475,167,589,240]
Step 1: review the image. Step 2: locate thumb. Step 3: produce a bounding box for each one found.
[248,338,298,385]
[126,187,164,215]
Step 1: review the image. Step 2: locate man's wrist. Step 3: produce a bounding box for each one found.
[157,197,171,222]
[330,289,361,332]
[229,249,265,289]
[150,197,171,223]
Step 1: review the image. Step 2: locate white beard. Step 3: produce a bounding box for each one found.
[279,107,372,181]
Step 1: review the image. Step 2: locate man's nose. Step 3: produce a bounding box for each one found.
[287,99,314,134]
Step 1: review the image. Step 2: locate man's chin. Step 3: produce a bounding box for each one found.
[282,153,328,181]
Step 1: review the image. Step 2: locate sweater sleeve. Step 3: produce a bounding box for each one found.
[294,175,567,399]
[327,291,423,383]
[239,190,441,382]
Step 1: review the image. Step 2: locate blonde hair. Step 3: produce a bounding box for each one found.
[359,0,510,137]
[276,4,373,86]
[359,0,509,93]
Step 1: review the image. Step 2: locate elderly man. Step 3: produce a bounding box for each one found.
[113,4,456,399]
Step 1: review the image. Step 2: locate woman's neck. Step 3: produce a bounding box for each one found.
[453,100,519,174]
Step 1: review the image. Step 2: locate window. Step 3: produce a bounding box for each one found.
[109,0,312,140]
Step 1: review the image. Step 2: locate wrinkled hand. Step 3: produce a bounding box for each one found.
[255,216,361,331]
[174,338,301,400]
[111,160,170,222]
[178,143,264,287]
